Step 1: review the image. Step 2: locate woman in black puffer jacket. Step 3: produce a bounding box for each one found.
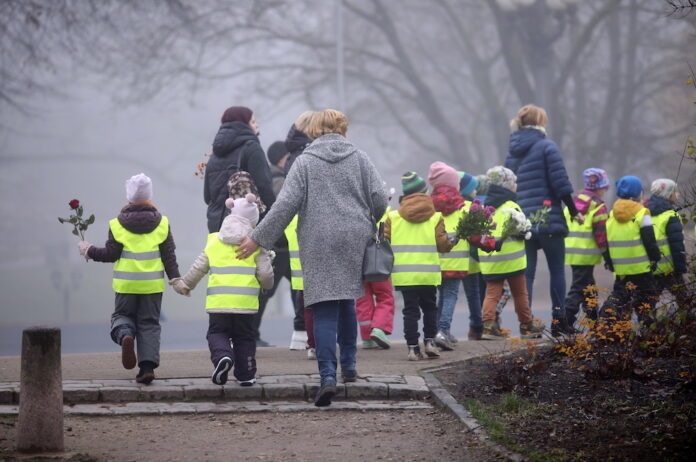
[204,106,275,233]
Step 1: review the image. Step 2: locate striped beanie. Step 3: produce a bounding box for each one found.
[457,171,479,197]
[401,171,428,196]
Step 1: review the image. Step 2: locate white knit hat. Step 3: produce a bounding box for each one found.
[126,173,153,203]
[225,193,259,226]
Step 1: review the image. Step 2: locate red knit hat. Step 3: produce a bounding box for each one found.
[427,161,460,189]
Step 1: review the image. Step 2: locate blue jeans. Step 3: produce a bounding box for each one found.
[437,276,483,334]
[525,234,566,319]
[311,299,357,386]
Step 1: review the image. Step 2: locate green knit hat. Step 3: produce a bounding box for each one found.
[401,171,428,196]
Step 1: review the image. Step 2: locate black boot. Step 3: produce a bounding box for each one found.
[551,317,574,337]
[136,361,156,385]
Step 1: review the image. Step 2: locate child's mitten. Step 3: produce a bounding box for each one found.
[170,278,191,296]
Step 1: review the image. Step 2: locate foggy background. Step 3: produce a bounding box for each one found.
[1,0,694,355]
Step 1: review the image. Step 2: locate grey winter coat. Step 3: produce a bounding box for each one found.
[251,134,387,307]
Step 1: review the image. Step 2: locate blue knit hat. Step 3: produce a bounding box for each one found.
[401,171,428,196]
[457,171,479,197]
[615,176,643,199]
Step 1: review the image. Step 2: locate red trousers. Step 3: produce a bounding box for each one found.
[356,280,395,340]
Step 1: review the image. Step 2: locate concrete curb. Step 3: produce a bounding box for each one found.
[422,365,524,462]
[0,374,430,405]
[0,400,432,416]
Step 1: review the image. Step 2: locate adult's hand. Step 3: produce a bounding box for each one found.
[236,236,260,259]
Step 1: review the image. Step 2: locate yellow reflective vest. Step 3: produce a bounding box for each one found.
[606,207,651,276]
[479,200,527,276]
[204,233,260,313]
[284,215,303,290]
[389,210,442,286]
[440,205,469,273]
[563,197,603,266]
[110,216,169,294]
[652,210,679,275]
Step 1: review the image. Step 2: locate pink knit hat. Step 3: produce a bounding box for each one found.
[427,161,460,189]
[225,193,259,226]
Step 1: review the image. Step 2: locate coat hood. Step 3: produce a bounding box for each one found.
[397,193,436,223]
[117,203,162,234]
[218,215,254,245]
[484,184,517,209]
[611,198,646,223]
[431,185,464,217]
[647,194,675,217]
[575,189,603,215]
[509,128,546,159]
[285,124,312,157]
[212,121,259,158]
[302,134,357,164]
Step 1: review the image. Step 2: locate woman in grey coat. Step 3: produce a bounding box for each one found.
[236,109,387,407]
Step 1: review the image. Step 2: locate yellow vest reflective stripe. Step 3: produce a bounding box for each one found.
[652,210,679,275]
[389,210,442,286]
[606,207,650,275]
[479,200,527,276]
[440,206,469,272]
[204,233,260,313]
[284,216,303,290]
[564,198,603,266]
[110,216,168,294]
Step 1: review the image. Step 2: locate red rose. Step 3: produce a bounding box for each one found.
[543,200,552,207]
[69,199,80,209]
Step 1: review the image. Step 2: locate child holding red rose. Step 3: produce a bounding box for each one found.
[78,173,181,384]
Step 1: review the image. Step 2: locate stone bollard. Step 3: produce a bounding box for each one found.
[16,327,64,453]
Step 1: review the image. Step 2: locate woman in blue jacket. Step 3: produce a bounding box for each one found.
[504,105,583,336]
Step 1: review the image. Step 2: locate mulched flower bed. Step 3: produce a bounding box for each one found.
[434,346,696,461]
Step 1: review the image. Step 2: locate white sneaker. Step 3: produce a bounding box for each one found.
[307,348,316,360]
[289,330,308,350]
[424,338,441,358]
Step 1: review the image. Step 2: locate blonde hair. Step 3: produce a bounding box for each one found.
[510,104,548,131]
[303,109,349,139]
[293,111,314,133]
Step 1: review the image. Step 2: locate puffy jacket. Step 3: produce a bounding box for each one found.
[648,195,686,274]
[204,121,275,233]
[505,128,574,236]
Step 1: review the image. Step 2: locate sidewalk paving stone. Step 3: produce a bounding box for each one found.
[263,383,305,400]
[405,376,426,386]
[345,382,388,399]
[387,384,430,400]
[139,385,184,401]
[0,389,15,404]
[63,388,100,403]
[305,382,346,400]
[365,375,405,384]
[223,383,263,400]
[100,387,144,402]
[183,384,223,400]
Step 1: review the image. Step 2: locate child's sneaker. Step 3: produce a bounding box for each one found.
[407,345,423,361]
[341,369,358,383]
[307,348,316,360]
[482,321,505,340]
[520,318,545,339]
[289,330,308,350]
[467,327,482,341]
[212,356,233,385]
[121,335,137,370]
[434,331,454,351]
[239,378,256,387]
[369,328,391,349]
[135,361,155,385]
[362,340,379,349]
[423,338,441,358]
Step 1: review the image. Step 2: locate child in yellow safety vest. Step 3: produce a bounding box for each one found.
[384,171,455,360]
[479,166,545,340]
[600,176,661,323]
[173,194,274,386]
[562,168,610,329]
[647,179,687,301]
[78,173,181,384]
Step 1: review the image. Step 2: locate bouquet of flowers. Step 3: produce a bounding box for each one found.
[499,207,532,242]
[456,199,496,241]
[528,199,552,230]
[58,199,95,239]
